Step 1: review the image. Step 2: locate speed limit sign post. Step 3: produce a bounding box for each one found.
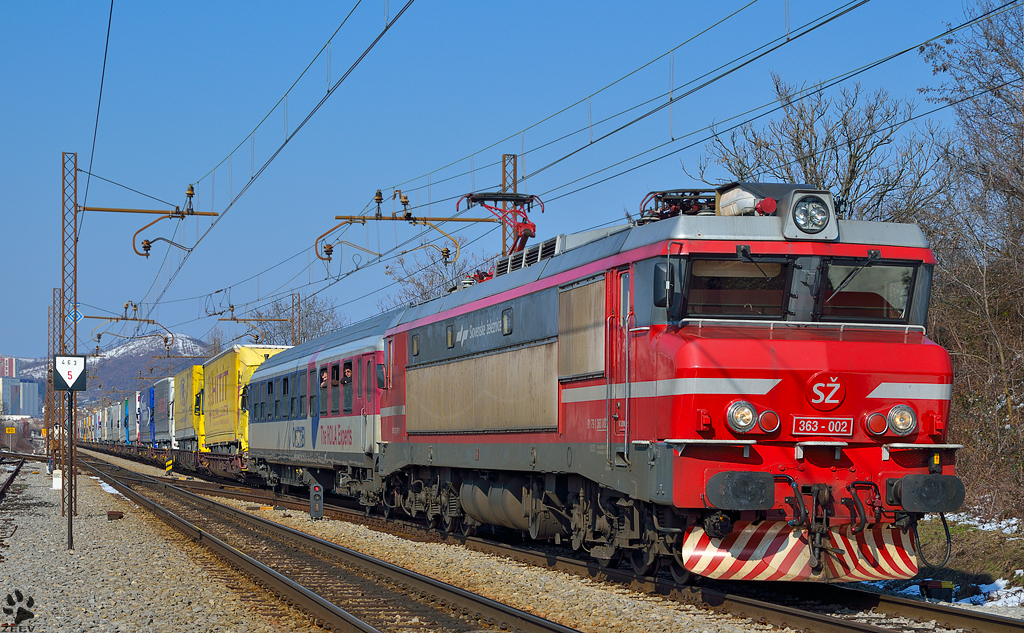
[54,355,87,392]
[53,355,86,551]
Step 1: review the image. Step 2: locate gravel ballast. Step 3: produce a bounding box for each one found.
[0,460,318,633]
[79,450,776,632]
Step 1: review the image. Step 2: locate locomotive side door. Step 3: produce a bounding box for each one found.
[607,265,632,466]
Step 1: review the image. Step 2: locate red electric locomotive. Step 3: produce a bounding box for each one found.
[251,181,965,584]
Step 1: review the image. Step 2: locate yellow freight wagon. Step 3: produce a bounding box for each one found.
[203,345,289,453]
[174,364,205,453]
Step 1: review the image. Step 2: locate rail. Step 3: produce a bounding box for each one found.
[0,458,25,502]
[84,447,1024,633]
[84,459,580,633]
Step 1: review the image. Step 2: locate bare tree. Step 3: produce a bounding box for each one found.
[918,0,1024,516]
[249,294,349,346]
[689,74,948,221]
[206,326,224,357]
[377,238,495,310]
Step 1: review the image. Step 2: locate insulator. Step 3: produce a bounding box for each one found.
[374,189,383,205]
[400,193,409,208]
[186,184,194,198]
[323,243,334,260]
[441,247,450,262]
[142,239,152,256]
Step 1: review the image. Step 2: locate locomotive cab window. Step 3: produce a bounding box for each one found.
[685,259,789,319]
[819,260,915,322]
[446,325,455,349]
[299,370,307,418]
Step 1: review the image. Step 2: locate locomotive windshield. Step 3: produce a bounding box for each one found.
[685,259,789,318]
[819,262,915,322]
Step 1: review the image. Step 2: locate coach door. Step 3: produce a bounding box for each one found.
[607,266,632,467]
[360,354,375,454]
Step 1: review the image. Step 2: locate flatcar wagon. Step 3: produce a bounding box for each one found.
[247,182,964,583]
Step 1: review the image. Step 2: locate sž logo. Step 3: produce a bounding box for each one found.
[805,371,846,412]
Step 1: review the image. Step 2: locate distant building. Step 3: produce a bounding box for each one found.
[0,377,39,417]
[0,357,15,377]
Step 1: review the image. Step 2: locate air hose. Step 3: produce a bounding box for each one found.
[913,512,952,568]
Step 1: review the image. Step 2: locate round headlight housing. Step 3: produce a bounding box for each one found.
[866,412,888,435]
[758,410,781,433]
[727,401,757,433]
[887,405,917,436]
[793,196,830,234]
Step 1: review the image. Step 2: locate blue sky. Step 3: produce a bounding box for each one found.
[0,0,977,358]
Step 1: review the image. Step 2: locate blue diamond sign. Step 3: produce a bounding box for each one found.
[65,304,83,324]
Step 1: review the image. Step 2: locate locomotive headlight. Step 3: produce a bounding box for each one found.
[727,401,757,433]
[793,196,830,234]
[887,404,917,436]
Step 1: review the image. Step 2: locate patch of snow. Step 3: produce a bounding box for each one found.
[943,513,1021,535]
[898,584,922,597]
[89,475,126,498]
[958,578,1024,607]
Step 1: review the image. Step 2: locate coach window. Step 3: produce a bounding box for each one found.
[330,363,340,416]
[259,382,266,421]
[411,334,420,357]
[502,308,513,335]
[366,359,373,402]
[290,373,298,418]
[274,377,282,420]
[266,381,274,421]
[299,370,308,418]
[356,361,362,402]
[342,361,353,414]
[446,325,455,349]
[319,364,329,416]
[282,377,290,420]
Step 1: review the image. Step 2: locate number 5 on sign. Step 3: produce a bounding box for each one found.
[53,355,88,392]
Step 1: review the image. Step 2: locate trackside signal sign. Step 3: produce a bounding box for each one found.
[54,355,87,392]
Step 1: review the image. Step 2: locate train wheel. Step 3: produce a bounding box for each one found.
[596,552,622,569]
[630,547,660,577]
[670,559,692,585]
[460,521,477,537]
[441,513,457,534]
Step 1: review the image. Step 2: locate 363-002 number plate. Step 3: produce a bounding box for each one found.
[793,416,854,436]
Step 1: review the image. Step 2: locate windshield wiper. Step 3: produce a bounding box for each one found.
[736,244,771,278]
[826,250,881,303]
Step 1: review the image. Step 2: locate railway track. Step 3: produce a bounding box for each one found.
[0,457,26,503]
[83,458,580,633]
[163,475,1022,633]
[83,449,1023,633]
